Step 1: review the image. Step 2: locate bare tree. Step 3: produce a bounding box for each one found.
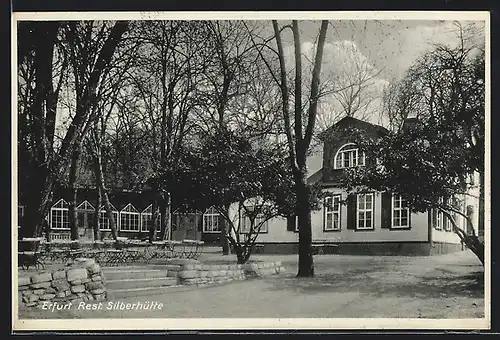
[126,21,208,242]
[252,20,329,277]
[18,21,129,238]
[63,21,133,241]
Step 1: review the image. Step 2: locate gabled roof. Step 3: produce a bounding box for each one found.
[49,186,156,212]
[319,116,389,141]
[401,117,421,132]
[307,168,323,185]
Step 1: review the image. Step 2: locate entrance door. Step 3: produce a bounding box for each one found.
[77,211,95,241]
[172,214,202,241]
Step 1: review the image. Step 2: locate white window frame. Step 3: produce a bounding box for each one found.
[356,193,374,230]
[240,206,268,234]
[50,199,70,230]
[324,195,341,231]
[141,204,161,233]
[444,212,454,232]
[119,203,140,232]
[435,209,444,230]
[76,200,94,211]
[203,206,221,233]
[76,200,96,232]
[99,204,119,231]
[334,143,366,169]
[391,195,410,229]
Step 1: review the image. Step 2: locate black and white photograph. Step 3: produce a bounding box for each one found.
[12,11,490,331]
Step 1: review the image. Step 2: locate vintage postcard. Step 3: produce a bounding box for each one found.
[12,11,490,331]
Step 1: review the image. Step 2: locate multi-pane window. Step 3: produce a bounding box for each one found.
[240,207,268,233]
[141,205,162,233]
[120,204,140,232]
[50,199,70,230]
[435,209,444,230]
[444,197,454,232]
[203,206,221,233]
[324,195,341,231]
[99,204,119,231]
[18,205,24,227]
[334,143,366,169]
[392,195,409,228]
[76,201,96,231]
[356,193,374,230]
[444,214,453,232]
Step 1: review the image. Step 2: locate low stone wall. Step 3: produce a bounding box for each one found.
[18,258,107,310]
[176,260,285,286]
[242,261,285,277]
[178,263,245,285]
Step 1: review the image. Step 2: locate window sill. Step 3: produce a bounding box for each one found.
[354,228,375,232]
[389,226,412,231]
[333,165,365,170]
[203,230,222,234]
[323,228,342,232]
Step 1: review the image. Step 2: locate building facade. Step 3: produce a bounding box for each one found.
[225,116,478,255]
[17,117,479,254]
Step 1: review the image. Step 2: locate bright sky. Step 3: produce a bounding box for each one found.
[286,19,486,174]
[48,19,485,172]
[280,20,485,81]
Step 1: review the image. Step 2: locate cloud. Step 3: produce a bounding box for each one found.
[282,39,389,129]
[375,20,485,80]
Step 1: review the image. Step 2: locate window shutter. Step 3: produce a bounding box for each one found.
[198,215,203,232]
[219,216,225,232]
[347,194,356,230]
[286,215,296,231]
[408,207,412,228]
[431,209,437,229]
[381,192,392,229]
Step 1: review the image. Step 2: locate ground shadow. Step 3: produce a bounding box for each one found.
[265,268,484,300]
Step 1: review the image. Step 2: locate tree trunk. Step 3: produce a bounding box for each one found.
[164,196,172,241]
[93,150,118,241]
[478,170,484,241]
[220,209,231,255]
[160,202,167,241]
[93,186,102,242]
[150,195,159,243]
[33,170,58,238]
[295,170,314,277]
[21,172,49,238]
[68,145,82,241]
[442,209,484,266]
[234,245,251,264]
[19,23,59,239]
[102,190,118,241]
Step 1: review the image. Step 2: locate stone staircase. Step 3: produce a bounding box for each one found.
[103,265,182,299]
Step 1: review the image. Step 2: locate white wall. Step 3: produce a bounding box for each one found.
[311,189,429,243]
[241,188,430,244]
[226,199,299,243]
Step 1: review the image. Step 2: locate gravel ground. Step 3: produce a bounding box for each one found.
[17,249,485,319]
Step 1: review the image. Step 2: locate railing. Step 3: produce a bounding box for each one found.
[49,233,71,241]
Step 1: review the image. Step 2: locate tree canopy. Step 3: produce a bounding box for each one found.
[341,42,485,264]
[157,128,324,263]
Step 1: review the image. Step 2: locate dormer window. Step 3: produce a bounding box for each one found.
[334,143,365,169]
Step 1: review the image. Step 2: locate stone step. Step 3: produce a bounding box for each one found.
[107,285,185,300]
[102,269,168,281]
[101,264,169,270]
[106,277,178,290]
